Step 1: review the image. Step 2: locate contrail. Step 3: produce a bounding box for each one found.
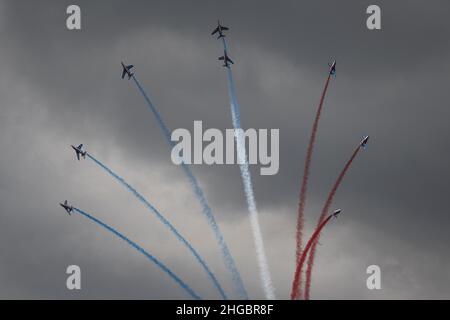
[220,38,275,300]
[86,153,227,299]
[291,213,334,300]
[303,142,362,300]
[73,207,201,300]
[130,76,248,299]
[294,72,333,298]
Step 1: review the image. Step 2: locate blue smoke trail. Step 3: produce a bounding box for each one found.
[73,207,201,300]
[86,153,227,299]
[130,76,248,299]
[220,38,275,299]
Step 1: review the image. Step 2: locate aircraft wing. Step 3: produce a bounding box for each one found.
[221,26,229,31]
[227,57,234,64]
[76,152,80,161]
[121,69,127,79]
[211,26,220,35]
[218,56,225,61]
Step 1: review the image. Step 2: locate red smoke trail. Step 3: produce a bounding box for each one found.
[303,143,361,300]
[294,73,332,297]
[291,214,334,300]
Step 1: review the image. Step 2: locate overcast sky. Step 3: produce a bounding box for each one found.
[0,0,449,299]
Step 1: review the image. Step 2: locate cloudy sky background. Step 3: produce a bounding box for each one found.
[0,0,449,299]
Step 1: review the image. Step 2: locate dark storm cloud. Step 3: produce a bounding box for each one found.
[0,0,449,299]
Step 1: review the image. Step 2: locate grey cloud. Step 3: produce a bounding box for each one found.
[0,0,449,299]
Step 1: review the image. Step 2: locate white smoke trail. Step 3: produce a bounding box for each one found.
[221,38,275,299]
